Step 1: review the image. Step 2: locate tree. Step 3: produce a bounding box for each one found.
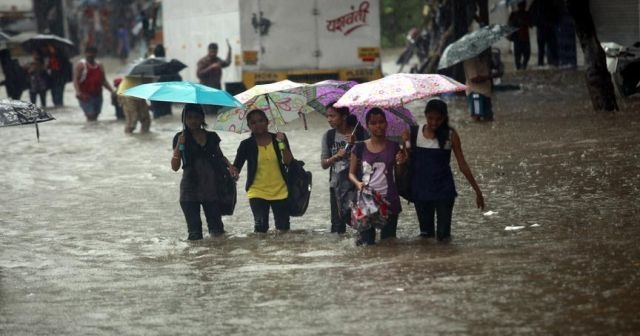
[565,0,618,111]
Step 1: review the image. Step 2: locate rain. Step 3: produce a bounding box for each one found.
[2,0,640,335]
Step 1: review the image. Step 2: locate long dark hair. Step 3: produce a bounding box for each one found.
[327,101,359,129]
[424,99,452,149]
[180,104,208,167]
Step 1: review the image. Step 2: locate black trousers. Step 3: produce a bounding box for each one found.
[249,198,290,233]
[29,90,46,107]
[358,214,399,245]
[414,199,455,241]
[513,40,531,70]
[329,187,347,233]
[180,201,224,240]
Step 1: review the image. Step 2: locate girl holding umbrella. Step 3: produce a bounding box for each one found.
[171,103,238,240]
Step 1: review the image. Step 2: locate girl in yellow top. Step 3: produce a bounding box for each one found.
[233,109,294,232]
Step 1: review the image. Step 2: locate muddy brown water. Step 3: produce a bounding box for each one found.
[1,68,639,335]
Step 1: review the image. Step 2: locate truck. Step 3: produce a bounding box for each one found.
[161,0,382,94]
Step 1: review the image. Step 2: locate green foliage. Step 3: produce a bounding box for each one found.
[380,0,425,48]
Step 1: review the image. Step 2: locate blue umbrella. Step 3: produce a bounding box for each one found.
[121,81,244,107]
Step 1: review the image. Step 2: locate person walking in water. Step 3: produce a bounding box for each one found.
[73,46,116,122]
[349,108,407,246]
[233,109,294,233]
[402,99,485,242]
[508,1,532,70]
[320,103,367,233]
[171,104,238,240]
[196,40,231,115]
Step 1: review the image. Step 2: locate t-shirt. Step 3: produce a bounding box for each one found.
[353,140,401,214]
[247,142,288,200]
[321,130,351,188]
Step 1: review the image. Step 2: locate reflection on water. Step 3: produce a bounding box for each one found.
[1,69,640,335]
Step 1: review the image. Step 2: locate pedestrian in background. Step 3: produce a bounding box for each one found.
[196,40,231,115]
[507,1,531,70]
[171,104,238,240]
[46,45,72,107]
[463,52,495,122]
[233,109,294,233]
[73,45,116,122]
[118,95,150,134]
[27,52,49,108]
[402,99,484,242]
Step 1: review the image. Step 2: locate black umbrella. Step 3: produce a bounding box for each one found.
[20,33,77,57]
[0,99,55,141]
[127,58,187,76]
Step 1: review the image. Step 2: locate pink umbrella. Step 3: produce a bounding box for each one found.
[334,73,466,108]
[309,80,416,137]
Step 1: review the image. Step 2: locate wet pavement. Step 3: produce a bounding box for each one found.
[1,58,640,335]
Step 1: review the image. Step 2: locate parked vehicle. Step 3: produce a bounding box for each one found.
[602,41,640,97]
[161,0,382,94]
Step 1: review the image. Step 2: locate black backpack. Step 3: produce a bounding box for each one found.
[286,159,312,217]
[396,125,419,202]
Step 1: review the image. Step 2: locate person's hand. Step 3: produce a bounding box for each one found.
[343,133,355,145]
[401,129,410,143]
[476,193,485,210]
[356,181,366,191]
[275,132,286,142]
[396,150,408,165]
[335,148,347,159]
[226,38,231,49]
[177,133,185,145]
[228,165,239,180]
[76,92,89,101]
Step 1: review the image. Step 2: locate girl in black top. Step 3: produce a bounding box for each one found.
[171,104,238,240]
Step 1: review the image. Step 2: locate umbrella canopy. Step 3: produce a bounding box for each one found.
[0,99,55,141]
[124,57,187,77]
[121,81,244,107]
[215,80,318,133]
[308,80,416,136]
[19,34,77,57]
[335,73,466,108]
[438,24,517,69]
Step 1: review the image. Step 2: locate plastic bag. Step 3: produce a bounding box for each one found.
[349,187,390,232]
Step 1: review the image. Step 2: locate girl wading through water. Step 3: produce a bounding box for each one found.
[403,99,485,242]
[320,103,368,233]
[171,104,238,240]
[233,109,295,233]
[349,108,408,246]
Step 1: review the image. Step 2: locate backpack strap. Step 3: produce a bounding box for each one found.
[326,128,336,176]
[410,125,419,149]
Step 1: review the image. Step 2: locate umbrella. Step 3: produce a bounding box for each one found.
[19,34,77,57]
[438,24,517,69]
[310,80,415,136]
[120,81,244,107]
[335,73,466,108]
[215,80,318,133]
[0,99,55,141]
[124,57,187,77]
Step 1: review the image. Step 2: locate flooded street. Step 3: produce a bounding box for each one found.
[1,62,640,335]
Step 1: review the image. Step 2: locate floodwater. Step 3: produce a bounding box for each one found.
[1,64,640,335]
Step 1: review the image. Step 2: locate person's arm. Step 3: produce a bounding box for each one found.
[232,141,247,173]
[196,58,213,79]
[276,132,293,165]
[451,130,485,210]
[222,40,232,67]
[171,133,184,172]
[100,64,115,94]
[212,139,239,179]
[348,151,364,191]
[73,61,86,99]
